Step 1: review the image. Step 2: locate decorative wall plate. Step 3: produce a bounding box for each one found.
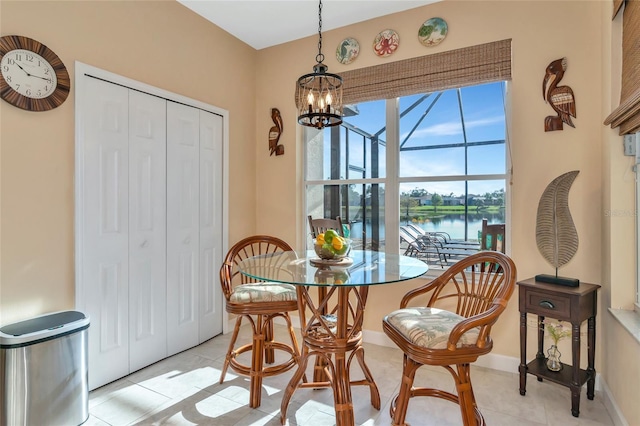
[336,37,360,65]
[418,17,448,47]
[373,29,399,58]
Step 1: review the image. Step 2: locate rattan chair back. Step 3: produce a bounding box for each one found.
[218,234,302,408]
[219,234,294,302]
[403,251,515,326]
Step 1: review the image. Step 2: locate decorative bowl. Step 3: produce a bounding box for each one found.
[313,236,352,260]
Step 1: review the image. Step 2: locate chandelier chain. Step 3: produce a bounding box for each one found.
[296,0,342,129]
[316,0,324,64]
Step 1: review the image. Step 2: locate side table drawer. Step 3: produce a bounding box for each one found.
[523,290,572,320]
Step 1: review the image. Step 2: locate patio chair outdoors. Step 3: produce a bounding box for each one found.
[401,226,471,266]
[406,223,480,249]
[400,226,449,267]
[383,251,517,426]
[219,235,303,408]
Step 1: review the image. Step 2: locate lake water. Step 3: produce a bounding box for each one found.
[349,213,504,241]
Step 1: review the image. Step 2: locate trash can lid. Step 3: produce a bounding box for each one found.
[0,310,90,347]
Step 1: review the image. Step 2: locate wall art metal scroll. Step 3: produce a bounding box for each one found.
[542,57,576,132]
[269,108,284,156]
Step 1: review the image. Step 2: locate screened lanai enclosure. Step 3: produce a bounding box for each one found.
[304,81,507,263]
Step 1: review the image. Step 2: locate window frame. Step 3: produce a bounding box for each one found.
[303,83,512,269]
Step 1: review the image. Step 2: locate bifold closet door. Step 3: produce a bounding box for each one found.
[78,69,224,389]
[198,110,224,342]
[166,101,201,355]
[81,77,130,389]
[166,103,223,354]
[128,90,167,372]
[81,79,168,388]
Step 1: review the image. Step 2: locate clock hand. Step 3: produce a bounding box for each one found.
[29,74,52,82]
[13,61,30,76]
[13,63,52,82]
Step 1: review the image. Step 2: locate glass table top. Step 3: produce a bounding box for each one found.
[237,249,429,287]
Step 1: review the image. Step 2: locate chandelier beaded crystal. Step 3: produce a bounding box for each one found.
[296,0,343,129]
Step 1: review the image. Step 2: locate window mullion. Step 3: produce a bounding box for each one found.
[398,174,507,184]
[457,88,470,239]
[386,97,400,255]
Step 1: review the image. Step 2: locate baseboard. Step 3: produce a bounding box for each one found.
[362,329,522,375]
[600,377,629,426]
[272,318,620,411]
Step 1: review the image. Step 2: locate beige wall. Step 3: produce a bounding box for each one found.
[3,0,640,423]
[256,0,605,354]
[0,0,258,325]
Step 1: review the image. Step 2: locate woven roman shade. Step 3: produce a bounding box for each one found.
[340,39,511,105]
[605,0,640,134]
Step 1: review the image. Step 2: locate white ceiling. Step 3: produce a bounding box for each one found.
[177,0,437,50]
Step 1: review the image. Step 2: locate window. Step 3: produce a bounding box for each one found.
[304,81,509,268]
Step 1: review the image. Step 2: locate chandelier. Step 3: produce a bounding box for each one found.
[295,0,343,129]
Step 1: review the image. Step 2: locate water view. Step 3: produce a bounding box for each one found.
[349,212,505,242]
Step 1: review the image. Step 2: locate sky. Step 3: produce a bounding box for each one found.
[320,81,508,197]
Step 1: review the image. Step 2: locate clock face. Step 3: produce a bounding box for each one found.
[0,35,70,111]
[1,49,58,99]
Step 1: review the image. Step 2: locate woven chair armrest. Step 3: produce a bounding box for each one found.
[219,260,235,300]
[447,305,503,350]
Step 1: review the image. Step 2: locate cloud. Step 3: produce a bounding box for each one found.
[403,115,504,138]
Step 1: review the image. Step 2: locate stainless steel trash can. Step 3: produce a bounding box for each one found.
[0,311,90,426]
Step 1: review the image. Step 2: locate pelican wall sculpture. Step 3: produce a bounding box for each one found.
[542,57,576,132]
[269,108,284,156]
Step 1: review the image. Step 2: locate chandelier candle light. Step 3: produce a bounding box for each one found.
[296,0,343,129]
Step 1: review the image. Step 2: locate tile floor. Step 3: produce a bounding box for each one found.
[86,326,615,426]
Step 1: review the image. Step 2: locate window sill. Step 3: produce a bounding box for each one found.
[608,307,640,345]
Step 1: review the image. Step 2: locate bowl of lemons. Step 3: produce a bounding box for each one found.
[314,229,351,260]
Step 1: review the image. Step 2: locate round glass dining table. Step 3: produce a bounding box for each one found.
[237,249,428,426]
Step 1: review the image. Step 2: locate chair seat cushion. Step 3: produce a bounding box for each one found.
[386,307,480,349]
[230,282,297,303]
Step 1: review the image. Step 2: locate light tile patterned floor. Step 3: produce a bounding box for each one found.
[86,326,615,425]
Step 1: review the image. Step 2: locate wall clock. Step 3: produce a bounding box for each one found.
[0,35,70,111]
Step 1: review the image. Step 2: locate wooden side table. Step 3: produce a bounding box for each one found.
[517,277,600,417]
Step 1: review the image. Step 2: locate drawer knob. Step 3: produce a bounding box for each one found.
[539,300,555,309]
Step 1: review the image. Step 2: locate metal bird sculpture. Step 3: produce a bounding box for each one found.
[542,57,576,132]
[269,108,284,156]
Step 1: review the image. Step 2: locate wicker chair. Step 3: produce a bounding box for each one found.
[383,251,517,426]
[219,235,302,408]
